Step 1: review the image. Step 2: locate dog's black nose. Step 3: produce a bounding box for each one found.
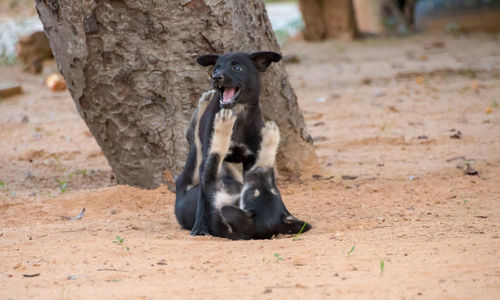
[212,73,224,82]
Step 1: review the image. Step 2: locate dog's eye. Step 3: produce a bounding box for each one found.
[213,66,219,73]
[232,65,243,72]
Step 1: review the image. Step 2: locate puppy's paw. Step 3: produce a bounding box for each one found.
[190,228,210,236]
[214,109,236,134]
[261,121,280,151]
[211,109,236,155]
[254,121,280,169]
[199,89,216,104]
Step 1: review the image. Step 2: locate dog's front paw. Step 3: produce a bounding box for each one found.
[254,121,280,169]
[210,109,236,155]
[261,121,280,151]
[213,109,236,138]
[199,89,216,104]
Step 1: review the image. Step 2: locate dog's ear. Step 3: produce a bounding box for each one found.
[221,206,254,234]
[280,214,311,234]
[249,51,282,72]
[197,54,219,66]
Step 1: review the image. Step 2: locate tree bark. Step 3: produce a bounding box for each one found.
[35,0,318,189]
[299,0,358,40]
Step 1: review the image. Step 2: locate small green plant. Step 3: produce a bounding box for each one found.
[461,196,470,209]
[113,236,129,251]
[55,179,68,193]
[380,259,385,274]
[293,222,308,241]
[492,100,499,108]
[69,169,89,179]
[342,245,356,256]
[274,253,283,263]
[0,181,5,188]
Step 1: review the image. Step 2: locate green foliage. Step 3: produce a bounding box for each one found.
[342,245,356,256]
[380,259,385,274]
[0,181,5,188]
[274,16,304,44]
[55,179,67,193]
[274,253,283,263]
[113,236,130,251]
[461,196,470,210]
[293,222,308,241]
[0,53,17,66]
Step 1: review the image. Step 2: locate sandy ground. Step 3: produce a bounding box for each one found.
[1,32,500,299]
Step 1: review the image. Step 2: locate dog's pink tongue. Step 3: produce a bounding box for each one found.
[222,88,236,104]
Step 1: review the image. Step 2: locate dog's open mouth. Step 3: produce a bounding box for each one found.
[218,86,240,108]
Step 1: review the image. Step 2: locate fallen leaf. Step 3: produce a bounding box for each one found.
[61,208,85,221]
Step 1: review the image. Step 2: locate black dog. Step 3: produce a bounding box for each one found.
[174,51,310,239]
[222,120,312,239]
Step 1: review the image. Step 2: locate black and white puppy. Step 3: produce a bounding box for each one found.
[174,51,310,239]
[221,121,312,239]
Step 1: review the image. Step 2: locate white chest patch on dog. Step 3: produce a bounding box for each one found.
[214,190,240,210]
[253,189,260,197]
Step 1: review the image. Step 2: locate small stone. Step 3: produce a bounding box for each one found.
[464,166,479,176]
[67,275,77,280]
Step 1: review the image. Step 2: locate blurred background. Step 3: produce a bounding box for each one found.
[0,0,499,194]
[2,0,500,78]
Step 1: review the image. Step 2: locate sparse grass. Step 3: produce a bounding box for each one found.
[492,100,499,108]
[274,253,283,263]
[461,196,470,209]
[293,222,308,241]
[113,236,129,251]
[56,169,91,193]
[55,179,67,193]
[0,53,17,66]
[0,181,5,188]
[272,15,304,44]
[342,245,356,256]
[380,259,385,274]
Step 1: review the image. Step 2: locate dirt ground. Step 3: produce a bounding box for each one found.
[1,30,500,299]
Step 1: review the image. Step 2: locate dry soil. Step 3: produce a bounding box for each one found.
[1,33,500,299]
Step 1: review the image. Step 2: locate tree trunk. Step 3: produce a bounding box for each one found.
[35,0,318,189]
[299,0,358,40]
